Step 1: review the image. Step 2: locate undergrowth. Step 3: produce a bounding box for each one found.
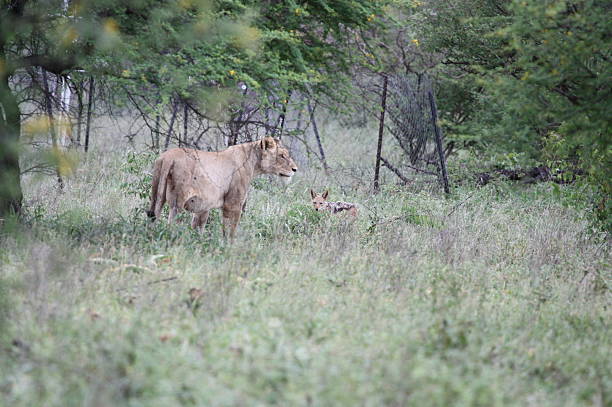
[1,146,610,407]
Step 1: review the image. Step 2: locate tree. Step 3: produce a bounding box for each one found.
[414,0,515,151]
[417,0,610,225]
[490,0,611,225]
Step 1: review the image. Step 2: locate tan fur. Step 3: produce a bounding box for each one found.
[148,137,297,238]
[310,189,358,217]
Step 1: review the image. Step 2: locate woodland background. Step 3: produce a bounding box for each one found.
[0,1,610,405]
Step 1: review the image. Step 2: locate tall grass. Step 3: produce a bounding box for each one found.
[1,123,610,406]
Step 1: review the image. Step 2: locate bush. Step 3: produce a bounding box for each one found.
[120,151,156,202]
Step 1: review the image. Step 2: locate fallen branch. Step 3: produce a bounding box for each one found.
[476,166,585,186]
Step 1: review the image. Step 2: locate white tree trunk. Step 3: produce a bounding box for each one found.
[58,76,73,147]
[57,0,73,147]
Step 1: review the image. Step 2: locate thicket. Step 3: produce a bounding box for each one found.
[417,0,611,228]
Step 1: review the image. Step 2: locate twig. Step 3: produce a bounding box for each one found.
[366,215,402,233]
[307,100,329,172]
[380,156,411,184]
[114,276,179,292]
[164,98,179,150]
[445,190,478,218]
[20,163,56,175]
[374,215,402,226]
[382,156,437,177]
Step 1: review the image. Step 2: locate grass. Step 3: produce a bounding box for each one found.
[1,124,610,406]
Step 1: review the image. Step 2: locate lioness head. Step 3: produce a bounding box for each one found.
[259,137,297,179]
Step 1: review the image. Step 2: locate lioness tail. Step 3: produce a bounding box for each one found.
[147,158,163,221]
[147,158,168,222]
[147,157,174,221]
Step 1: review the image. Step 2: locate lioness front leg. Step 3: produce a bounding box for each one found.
[191,211,209,230]
[221,208,242,240]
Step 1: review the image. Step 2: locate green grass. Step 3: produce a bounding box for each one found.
[1,136,610,406]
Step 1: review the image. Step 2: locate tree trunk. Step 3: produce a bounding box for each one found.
[373,75,388,193]
[84,76,94,153]
[58,75,73,147]
[41,70,64,190]
[154,109,161,151]
[59,0,73,147]
[164,99,179,151]
[182,102,188,147]
[277,91,291,139]
[307,101,329,173]
[296,95,304,132]
[75,78,84,146]
[0,70,23,217]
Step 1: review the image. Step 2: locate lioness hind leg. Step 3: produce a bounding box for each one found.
[191,211,209,230]
[168,207,178,223]
[168,196,180,224]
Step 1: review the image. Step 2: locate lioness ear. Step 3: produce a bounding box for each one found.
[310,189,316,199]
[261,137,276,150]
[322,190,329,199]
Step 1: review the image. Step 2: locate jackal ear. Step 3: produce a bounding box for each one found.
[322,190,329,199]
[310,189,316,199]
[261,137,276,150]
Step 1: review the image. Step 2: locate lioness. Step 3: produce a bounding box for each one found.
[147,137,297,238]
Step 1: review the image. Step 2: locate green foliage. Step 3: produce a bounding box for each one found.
[247,202,326,239]
[418,0,611,162]
[35,207,222,252]
[256,0,383,87]
[434,75,486,150]
[414,0,610,228]
[420,0,513,72]
[487,0,611,228]
[100,0,387,110]
[401,204,441,228]
[551,179,612,232]
[414,0,513,148]
[120,151,156,201]
[493,0,610,140]
[283,202,323,233]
